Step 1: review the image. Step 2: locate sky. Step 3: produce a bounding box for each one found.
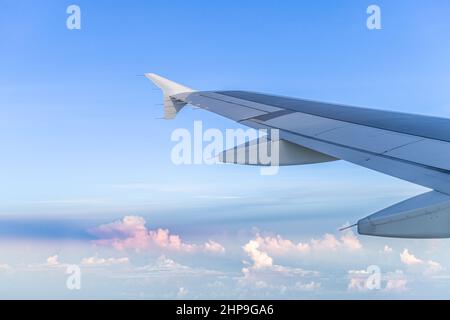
[1,0,450,299]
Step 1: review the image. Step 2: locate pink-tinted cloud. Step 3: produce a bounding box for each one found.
[243,239,273,269]
[339,232,362,251]
[400,249,422,265]
[46,255,60,266]
[400,249,444,276]
[89,216,225,254]
[249,230,362,257]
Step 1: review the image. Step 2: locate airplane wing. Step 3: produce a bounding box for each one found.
[145,73,450,239]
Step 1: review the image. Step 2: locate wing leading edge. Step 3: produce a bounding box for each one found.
[145,73,450,238]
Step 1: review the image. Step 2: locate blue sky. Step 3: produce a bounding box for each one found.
[1,0,450,299]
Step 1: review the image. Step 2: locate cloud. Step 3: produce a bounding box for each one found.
[242,238,316,276]
[248,230,362,258]
[204,240,226,254]
[177,287,189,298]
[384,271,408,292]
[311,234,341,251]
[89,216,225,254]
[46,255,60,266]
[26,254,70,270]
[400,249,444,276]
[243,240,273,269]
[424,260,444,276]
[400,249,423,265]
[236,230,366,293]
[137,256,191,274]
[81,256,130,266]
[339,232,363,251]
[255,234,310,254]
[30,254,129,271]
[128,256,225,278]
[240,237,320,291]
[347,269,408,292]
[0,264,12,272]
[347,269,369,291]
[381,245,393,254]
[294,281,321,291]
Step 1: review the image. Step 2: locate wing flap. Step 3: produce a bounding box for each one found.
[385,139,450,171]
[219,138,337,166]
[316,124,424,154]
[181,92,269,122]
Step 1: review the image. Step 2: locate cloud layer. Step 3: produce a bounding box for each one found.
[248,230,362,258]
[89,216,225,254]
[240,234,321,293]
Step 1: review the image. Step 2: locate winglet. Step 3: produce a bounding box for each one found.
[144,73,194,96]
[144,73,195,120]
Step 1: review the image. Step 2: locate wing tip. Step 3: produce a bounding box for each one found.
[144,73,194,96]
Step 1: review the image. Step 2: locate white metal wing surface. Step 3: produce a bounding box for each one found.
[145,73,450,238]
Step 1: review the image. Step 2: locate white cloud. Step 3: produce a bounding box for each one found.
[347,269,370,292]
[140,256,190,274]
[339,232,363,251]
[177,287,189,298]
[384,279,407,292]
[29,254,129,271]
[81,256,130,266]
[311,234,341,251]
[400,249,444,276]
[46,255,60,266]
[26,255,68,270]
[236,230,367,293]
[381,245,393,254]
[243,240,273,269]
[240,237,320,291]
[385,280,407,292]
[204,240,226,254]
[424,260,444,276]
[294,281,321,291]
[248,230,362,258]
[384,271,408,292]
[130,256,225,278]
[90,216,225,254]
[0,264,12,272]
[250,234,309,254]
[400,249,422,266]
[347,269,408,293]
